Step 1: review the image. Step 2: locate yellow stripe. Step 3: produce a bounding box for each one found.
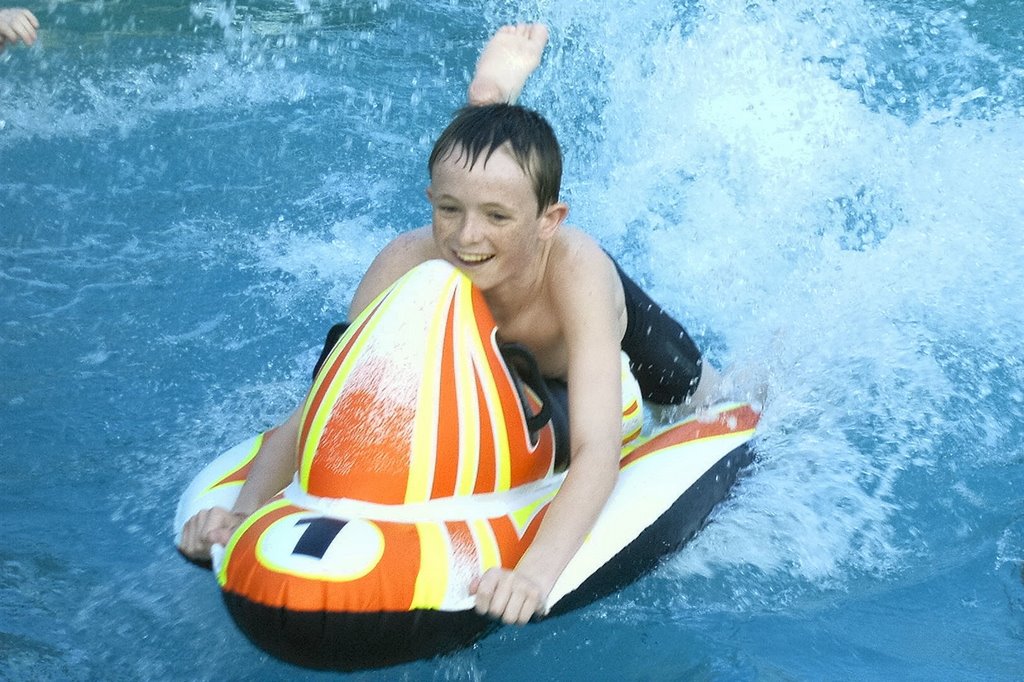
[406,271,460,503]
[203,479,244,495]
[509,490,557,533]
[216,498,291,586]
[201,433,264,495]
[464,310,510,492]
[410,522,450,609]
[298,282,400,488]
[453,282,480,496]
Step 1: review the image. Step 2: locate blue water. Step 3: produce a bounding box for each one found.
[2,0,1023,679]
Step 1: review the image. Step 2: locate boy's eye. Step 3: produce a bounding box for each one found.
[438,205,459,214]
[489,212,510,222]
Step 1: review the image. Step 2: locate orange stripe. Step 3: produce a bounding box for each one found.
[305,372,416,502]
[477,327,551,488]
[488,508,547,569]
[431,300,461,499]
[299,298,385,457]
[472,369,497,493]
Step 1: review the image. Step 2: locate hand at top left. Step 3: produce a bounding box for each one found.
[469,566,551,626]
[0,8,39,51]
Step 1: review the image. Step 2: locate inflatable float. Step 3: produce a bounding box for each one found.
[175,259,759,670]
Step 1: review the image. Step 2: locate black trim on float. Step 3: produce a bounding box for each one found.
[222,593,497,671]
[499,342,553,437]
[312,322,351,379]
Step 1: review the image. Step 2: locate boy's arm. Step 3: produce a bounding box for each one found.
[230,404,304,515]
[348,227,432,319]
[178,401,304,560]
[472,244,624,624]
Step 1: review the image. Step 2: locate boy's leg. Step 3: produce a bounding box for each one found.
[467,23,549,105]
[614,261,705,406]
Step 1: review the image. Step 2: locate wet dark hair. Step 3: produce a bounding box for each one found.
[428,103,562,215]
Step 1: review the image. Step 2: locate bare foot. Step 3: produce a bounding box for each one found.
[467,23,549,106]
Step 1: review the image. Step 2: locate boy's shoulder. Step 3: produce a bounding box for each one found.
[545,227,623,314]
[548,226,615,282]
[379,226,438,267]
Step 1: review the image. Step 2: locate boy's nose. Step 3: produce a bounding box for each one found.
[458,214,484,243]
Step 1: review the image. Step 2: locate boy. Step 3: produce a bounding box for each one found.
[180,24,722,626]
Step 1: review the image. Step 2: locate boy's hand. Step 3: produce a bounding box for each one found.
[0,8,39,51]
[470,567,549,625]
[179,507,247,561]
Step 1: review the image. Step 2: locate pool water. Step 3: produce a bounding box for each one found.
[2,0,1023,679]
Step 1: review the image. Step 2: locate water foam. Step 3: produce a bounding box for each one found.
[532,0,1024,599]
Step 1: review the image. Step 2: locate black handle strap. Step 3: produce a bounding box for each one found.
[498,343,553,436]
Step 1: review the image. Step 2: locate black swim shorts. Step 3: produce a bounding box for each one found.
[613,260,703,406]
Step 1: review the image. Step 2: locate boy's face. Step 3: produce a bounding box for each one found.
[427,144,559,292]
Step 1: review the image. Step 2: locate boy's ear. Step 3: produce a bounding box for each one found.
[425,186,434,202]
[539,202,569,239]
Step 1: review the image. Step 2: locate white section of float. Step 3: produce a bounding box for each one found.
[549,403,752,605]
[281,475,565,525]
[176,401,755,608]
